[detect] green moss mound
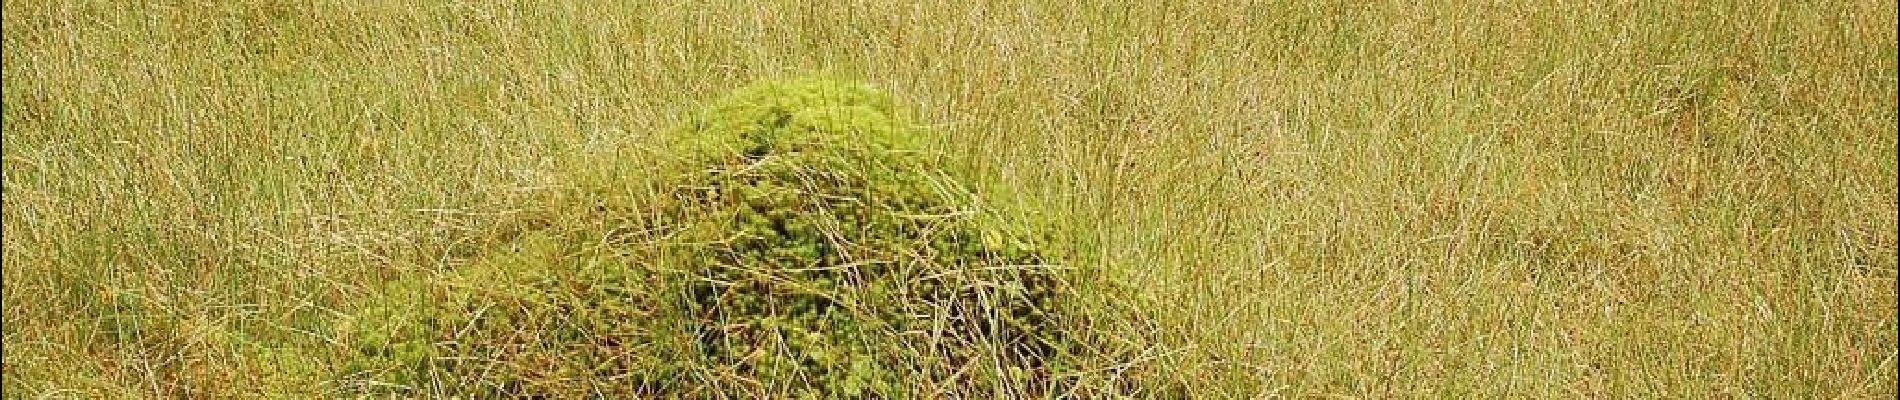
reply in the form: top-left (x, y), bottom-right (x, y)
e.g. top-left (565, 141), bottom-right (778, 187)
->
top-left (332, 79), bottom-right (1105, 397)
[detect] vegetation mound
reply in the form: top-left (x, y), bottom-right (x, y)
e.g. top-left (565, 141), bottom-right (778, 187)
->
top-left (334, 79), bottom-right (1102, 397)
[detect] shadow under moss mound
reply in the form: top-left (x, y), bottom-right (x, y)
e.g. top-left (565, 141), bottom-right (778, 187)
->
top-left (335, 79), bottom-right (1104, 397)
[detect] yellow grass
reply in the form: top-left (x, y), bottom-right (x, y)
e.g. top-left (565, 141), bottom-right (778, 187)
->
top-left (3, 0), bottom-right (1895, 397)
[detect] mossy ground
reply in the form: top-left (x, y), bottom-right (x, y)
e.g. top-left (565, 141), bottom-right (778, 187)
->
top-left (315, 79), bottom-right (1138, 397)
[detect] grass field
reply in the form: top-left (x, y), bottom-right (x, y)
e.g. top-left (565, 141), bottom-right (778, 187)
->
top-left (4, 0), bottom-right (1897, 397)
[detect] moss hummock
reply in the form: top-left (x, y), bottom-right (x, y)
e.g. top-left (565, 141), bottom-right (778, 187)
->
top-left (330, 79), bottom-right (1097, 397)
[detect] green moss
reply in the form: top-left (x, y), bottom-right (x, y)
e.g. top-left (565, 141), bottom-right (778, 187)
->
top-left (337, 232), bottom-right (689, 397)
top-left (330, 79), bottom-right (1099, 397)
top-left (676, 78), bottom-right (917, 166)
top-left (656, 80), bottom-right (1073, 397)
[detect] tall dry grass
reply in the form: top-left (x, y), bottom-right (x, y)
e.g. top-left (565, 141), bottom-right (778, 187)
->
top-left (4, 0), bottom-right (1895, 397)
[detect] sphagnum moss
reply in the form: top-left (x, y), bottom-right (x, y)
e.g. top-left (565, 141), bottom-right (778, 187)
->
top-left (331, 79), bottom-right (1112, 397)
